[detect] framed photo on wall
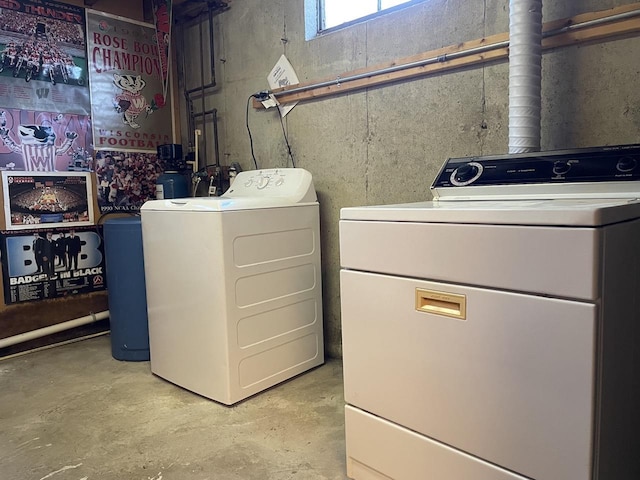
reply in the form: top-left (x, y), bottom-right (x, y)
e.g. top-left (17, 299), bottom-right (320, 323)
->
top-left (1, 171), bottom-right (94, 230)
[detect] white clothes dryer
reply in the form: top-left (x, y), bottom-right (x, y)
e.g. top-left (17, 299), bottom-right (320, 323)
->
top-left (340, 145), bottom-right (640, 480)
top-left (141, 168), bottom-right (324, 405)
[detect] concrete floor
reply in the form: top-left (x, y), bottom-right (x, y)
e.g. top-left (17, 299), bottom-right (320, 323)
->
top-left (0, 335), bottom-right (348, 480)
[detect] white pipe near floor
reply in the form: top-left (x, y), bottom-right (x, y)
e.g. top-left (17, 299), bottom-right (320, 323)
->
top-left (509, 0), bottom-right (543, 153)
top-left (0, 311), bottom-right (110, 349)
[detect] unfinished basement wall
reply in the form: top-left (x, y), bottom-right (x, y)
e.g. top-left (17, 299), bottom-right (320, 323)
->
top-left (183, 0), bottom-right (640, 358)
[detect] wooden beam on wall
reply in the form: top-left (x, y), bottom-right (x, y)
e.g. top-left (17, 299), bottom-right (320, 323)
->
top-left (254, 2), bottom-right (640, 108)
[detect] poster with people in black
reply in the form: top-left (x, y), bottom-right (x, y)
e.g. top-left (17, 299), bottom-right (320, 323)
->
top-left (0, 225), bottom-right (106, 304)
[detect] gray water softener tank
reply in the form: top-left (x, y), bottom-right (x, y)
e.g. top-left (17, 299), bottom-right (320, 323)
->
top-left (103, 216), bottom-right (150, 361)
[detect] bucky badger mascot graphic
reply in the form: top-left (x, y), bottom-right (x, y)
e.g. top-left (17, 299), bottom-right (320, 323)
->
top-left (0, 111), bottom-right (77, 171)
top-left (113, 73), bottom-right (153, 129)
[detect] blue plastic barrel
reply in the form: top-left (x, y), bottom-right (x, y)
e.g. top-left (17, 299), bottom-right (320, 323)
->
top-left (103, 217), bottom-right (150, 361)
top-left (156, 171), bottom-right (189, 199)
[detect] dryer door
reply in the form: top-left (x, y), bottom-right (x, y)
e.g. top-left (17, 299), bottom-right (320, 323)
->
top-left (341, 269), bottom-right (596, 480)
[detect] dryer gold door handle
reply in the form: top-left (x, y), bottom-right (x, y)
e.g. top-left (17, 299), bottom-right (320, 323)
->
top-left (415, 288), bottom-right (466, 320)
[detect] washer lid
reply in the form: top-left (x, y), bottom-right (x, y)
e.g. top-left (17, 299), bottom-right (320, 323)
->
top-left (340, 198), bottom-right (640, 226)
top-left (141, 196), bottom-right (315, 212)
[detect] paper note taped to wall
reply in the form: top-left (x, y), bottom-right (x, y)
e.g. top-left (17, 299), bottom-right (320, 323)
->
top-left (268, 54), bottom-right (299, 117)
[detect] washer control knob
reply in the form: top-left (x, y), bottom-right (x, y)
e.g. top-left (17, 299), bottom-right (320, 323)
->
top-left (275, 176), bottom-right (285, 186)
top-left (244, 178), bottom-right (254, 187)
top-left (450, 162), bottom-right (483, 186)
top-left (256, 174), bottom-right (269, 189)
top-left (455, 164), bottom-right (478, 182)
top-left (617, 156), bottom-right (637, 173)
top-left (553, 160), bottom-right (571, 176)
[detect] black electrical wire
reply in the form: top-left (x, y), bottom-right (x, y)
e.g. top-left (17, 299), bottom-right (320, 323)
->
top-left (246, 95), bottom-right (259, 170)
top-left (277, 105), bottom-right (296, 168)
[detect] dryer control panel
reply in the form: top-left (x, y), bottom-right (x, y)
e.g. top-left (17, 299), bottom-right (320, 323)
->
top-left (431, 144), bottom-right (640, 200)
top-left (433, 144), bottom-right (640, 188)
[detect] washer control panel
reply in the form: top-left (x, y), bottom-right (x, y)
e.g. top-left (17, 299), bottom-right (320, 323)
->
top-left (432, 144), bottom-right (640, 190)
top-left (222, 168), bottom-right (317, 203)
top-left (241, 170), bottom-right (287, 190)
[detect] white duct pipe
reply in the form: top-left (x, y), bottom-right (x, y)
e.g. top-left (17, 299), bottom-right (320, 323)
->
top-left (509, 0), bottom-right (543, 153)
top-left (0, 311), bottom-right (109, 350)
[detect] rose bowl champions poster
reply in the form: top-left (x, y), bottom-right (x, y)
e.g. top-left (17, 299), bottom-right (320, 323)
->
top-left (87, 10), bottom-right (172, 152)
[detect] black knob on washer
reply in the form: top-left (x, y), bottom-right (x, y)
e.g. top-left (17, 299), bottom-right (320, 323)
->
top-left (553, 161), bottom-right (571, 175)
top-left (454, 163), bottom-right (479, 183)
top-left (617, 156), bottom-right (637, 173)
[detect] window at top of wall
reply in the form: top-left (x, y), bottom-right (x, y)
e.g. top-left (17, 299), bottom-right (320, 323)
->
top-left (305, 0), bottom-right (424, 40)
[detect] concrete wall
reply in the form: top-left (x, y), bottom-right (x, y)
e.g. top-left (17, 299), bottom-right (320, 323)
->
top-left (179, 0), bottom-right (640, 358)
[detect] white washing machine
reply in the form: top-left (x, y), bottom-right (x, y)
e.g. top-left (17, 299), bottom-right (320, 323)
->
top-left (340, 146), bottom-right (640, 480)
top-left (140, 168), bottom-right (324, 405)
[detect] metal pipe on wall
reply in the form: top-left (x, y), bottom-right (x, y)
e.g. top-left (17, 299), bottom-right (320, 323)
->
top-left (179, 6), bottom-right (222, 171)
top-left (197, 18), bottom-right (208, 169)
top-left (0, 311), bottom-right (110, 349)
top-left (265, 41), bottom-right (510, 97)
top-left (264, 7), bottom-right (640, 103)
